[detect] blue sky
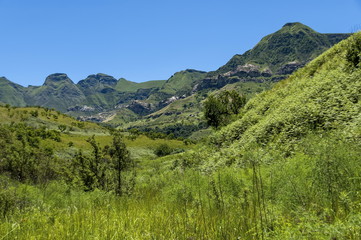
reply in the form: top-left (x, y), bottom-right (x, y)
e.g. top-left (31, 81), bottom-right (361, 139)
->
top-left (1, 0), bottom-right (360, 86)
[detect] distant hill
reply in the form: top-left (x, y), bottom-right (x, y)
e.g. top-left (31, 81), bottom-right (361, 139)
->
top-left (0, 77), bottom-right (27, 106)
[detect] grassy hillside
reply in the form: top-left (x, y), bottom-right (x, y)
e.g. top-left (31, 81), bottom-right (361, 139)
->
top-left (26, 74), bottom-right (86, 112)
top-left (208, 32), bottom-right (361, 156)
top-left (158, 69), bottom-right (207, 95)
top-left (115, 78), bottom-right (165, 92)
top-left (0, 77), bottom-right (27, 106)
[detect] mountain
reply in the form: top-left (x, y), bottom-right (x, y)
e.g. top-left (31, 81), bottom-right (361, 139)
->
top-left (197, 22), bottom-right (350, 91)
top-left (202, 31), bottom-right (361, 165)
top-left (76, 73), bottom-right (122, 110)
top-left (0, 77), bottom-right (27, 106)
top-left (115, 78), bottom-right (165, 93)
top-left (26, 73), bottom-right (86, 112)
top-left (159, 69), bottom-right (207, 96)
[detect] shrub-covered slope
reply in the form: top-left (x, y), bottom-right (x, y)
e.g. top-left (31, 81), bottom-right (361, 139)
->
top-left (206, 32), bottom-right (361, 161)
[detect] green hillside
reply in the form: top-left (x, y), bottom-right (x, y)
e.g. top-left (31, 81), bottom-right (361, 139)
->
top-left (159, 69), bottom-right (207, 95)
top-left (0, 77), bottom-right (27, 106)
top-left (208, 32), bottom-right (361, 155)
top-left (26, 73), bottom-right (86, 112)
top-left (115, 78), bottom-right (165, 92)
top-left (160, 32), bottom-right (361, 238)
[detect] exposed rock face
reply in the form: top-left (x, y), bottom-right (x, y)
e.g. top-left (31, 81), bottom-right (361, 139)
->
top-left (122, 100), bottom-right (154, 116)
top-left (195, 63), bottom-right (279, 91)
top-left (127, 100), bottom-right (153, 115)
top-left (44, 73), bottom-right (73, 85)
top-left (77, 112), bottom-right (115, 122)
top-left (222, 64), bottom-right (273, 78)
top-left (277, 62), bottom-right (305, 75)
top-left (194, 75), bottom-right (240, 91)
top-left (67, 105), bottom-right (97, 112)
top-left (77, 74), bottom-right (118, 89)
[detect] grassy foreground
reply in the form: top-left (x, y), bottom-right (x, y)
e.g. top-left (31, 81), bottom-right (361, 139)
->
top-left (2, 134), bottom-right (361, 239)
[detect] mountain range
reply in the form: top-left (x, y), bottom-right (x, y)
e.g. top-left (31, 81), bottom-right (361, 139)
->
top-left (0, 23), bottom-right (351, 131)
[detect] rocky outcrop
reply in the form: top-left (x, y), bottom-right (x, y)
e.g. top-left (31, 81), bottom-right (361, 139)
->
top-left (115, 100), bottom-right (154, 116)
top-left (77, 73), bottom-right (118, 90)
top-left (222, 64), bottom-right (274, 78)
top-left (77, 112), bottom-right (115, 122)
top-left (67, 105), bottom-right (98, 112)
top-left (277, 62), bottom-right (305, 75)
top-left (43, 73), bottom-right (74, 86)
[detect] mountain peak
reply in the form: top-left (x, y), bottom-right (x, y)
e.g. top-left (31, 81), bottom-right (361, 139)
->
top-left (78, 73), bottom-right (118, 88)
top-left (282, 22), bottom-right (304, 28)
top-left (44, 73), bottom-right (73, 86)
top-left (278, 22), bottom-right (316, 34)
top-left (209, 23), bottom-right (350, 78)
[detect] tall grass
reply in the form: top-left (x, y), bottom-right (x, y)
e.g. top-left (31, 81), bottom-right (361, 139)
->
top-left (2, 134), bottom-right (361, 239)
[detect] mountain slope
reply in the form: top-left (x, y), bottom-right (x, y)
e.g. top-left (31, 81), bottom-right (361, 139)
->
top-left (205, 32), bottom-right (361, 163)
top-left (0, 77), bottom-right (27, 106)
top-left (76, 73), bottom-right (121, 109)
top-left (115, 78), bottom-right (165, 93)
top-left (213, 22), bottom-right (349, 75)
top-left (159, 69), bottom-right (207, 96)
top-left (26, 73), bottom-right (86, 112)
top-left (198, 23), bottom-right (350, 91)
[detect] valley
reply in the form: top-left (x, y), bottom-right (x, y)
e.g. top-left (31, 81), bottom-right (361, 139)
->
top-left (1, 23), bottom-right (361, 239)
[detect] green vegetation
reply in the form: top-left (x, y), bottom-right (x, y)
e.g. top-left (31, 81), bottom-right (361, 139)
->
top-left (1, 27), bottom-right (360, 239)
top-left (0, 77), bottom-right (27, 107)
top-left (159, 69), bottom-right (207, 96)
top-left (115, 78), bottom-right (166, 93)
top-left (203, 90), bottom-right (246, 128)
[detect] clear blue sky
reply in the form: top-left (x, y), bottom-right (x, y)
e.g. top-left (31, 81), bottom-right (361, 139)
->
top-left (1, 0), bottom-right (360, 86)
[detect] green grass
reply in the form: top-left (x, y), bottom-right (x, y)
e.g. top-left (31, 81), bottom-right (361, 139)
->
top-left (2, 138), bottom-right (361, 240)
top-left (158, 69), bottom-right (207, 95)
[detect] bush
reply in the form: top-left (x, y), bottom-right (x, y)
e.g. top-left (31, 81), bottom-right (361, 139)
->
top-left (154, 144), bottom-right (174, 157)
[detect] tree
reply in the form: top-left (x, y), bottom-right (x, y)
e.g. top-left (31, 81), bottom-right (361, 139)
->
top-left (154, 143), bottom-right (173, 157)
top-left (203, 90), bottom-right (246, 128)
top-left (203, 95), bottom-right (226, 128)
top-left (58, 124), bottom-right (67, 133)
top-left (86, 135), bottom-right (106, 190)
top-left (109, 133), bottom-right (134, 196)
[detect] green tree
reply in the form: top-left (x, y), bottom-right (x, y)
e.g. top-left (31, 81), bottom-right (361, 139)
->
top-left (203, 90), bottom-right (246, 128)
top-left (58, 124), bottom-right (67, 133)
top-left (154, 143), bottom-right (173, 157)
top-left (109, 133), bottom-right (133, 196)
top-left (86, 135), bottom-right (107, 190)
